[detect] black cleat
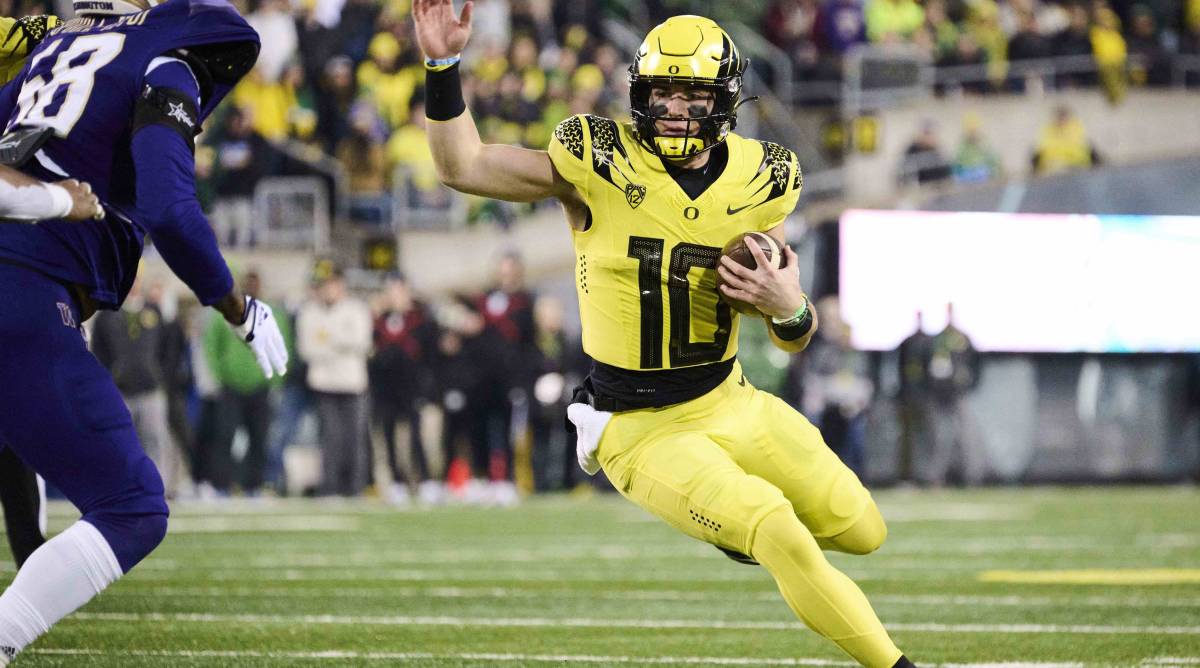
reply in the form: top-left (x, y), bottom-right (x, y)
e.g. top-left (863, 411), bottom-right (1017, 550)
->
top-left (716, 546), bottom-right (759, 566)
top-left (891, 656), bottom-right (917, 668)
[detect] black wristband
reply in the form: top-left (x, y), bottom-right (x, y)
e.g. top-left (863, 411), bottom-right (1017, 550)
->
top-left (425, 62), bottom-right (466, 121)
top-left (771, 308), bottom-right (814, 341)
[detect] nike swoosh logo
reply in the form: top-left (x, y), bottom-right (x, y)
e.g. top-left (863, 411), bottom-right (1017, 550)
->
top-left (738, 375), bottom-right (746, 386)
top-left (726, 203), bottom-right (754, 215)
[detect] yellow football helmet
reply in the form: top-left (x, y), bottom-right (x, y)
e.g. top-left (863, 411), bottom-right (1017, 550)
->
top-left (628, 15), bottom-right (748, 159)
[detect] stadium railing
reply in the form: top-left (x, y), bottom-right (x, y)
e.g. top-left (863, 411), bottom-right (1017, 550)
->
top-left (252, 176), bottom-right (331, 252)
top-left (389, 165), bottom-right (470, 231)
top-left (802, 49), bottom-right (1200, 112)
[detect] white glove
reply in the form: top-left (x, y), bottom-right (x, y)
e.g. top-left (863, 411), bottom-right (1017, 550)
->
top-left (235, 295), bottom-right (289, 379)
top-left (567, 402), bottom-right (613, 476)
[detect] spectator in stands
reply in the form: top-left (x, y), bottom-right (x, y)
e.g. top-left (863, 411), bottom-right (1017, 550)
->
top-left (527, 295), bottom-right (586, 493)
top-left (923, 0), bottom-right (961, 63)
top-left (154, 283), bottom-right (194, 499)
top-left (281, 62), bottom-right (319, 143)
top-left (1007, 10), bottom-right (1053, 91)
top-left (899, 119), bottom-right (952, 184)
top-left (232, 63), bottom-right (307, 142)
top-left (188, 307), bottom-right (225, 499)
top-left (1033, 105), bottom-right (1099, 174)
top-left (434, 298), bottom-right (488, 501)
top-left (357, 32), bottom-right (420, 131)
top-left (266, 287), bottom-right (317, 496)
top-left (210, 107), bottom-right (273, 248)
top-left (924, 303), bottom-right (984, 486)
top-left (315, 55), bottom-right (358, 153)
top-left (296, 0), bottom-right (347, 92)
top-left (338, 104), bottom-right (390, 226)
top-left (1126, 5), bottom-right (1172, 86)
top-left (508, 34), bottom-right (544, 101)
top-left (1052, 3), bottom-right (1096, 88)
top-left (965, 0), bottom-right (1010, 88)
top-left (204, 270), bottom-right (290, 496)
top-left (798, 296), bottom-right (874, 477)
top-left (370, 274), bottom-right (439, 506)
top-left (471, 252), bottom-right (535, 506)
top-left (246, 0), bottom-right (297, 83)
top-left (818, 0), bottom-right (868, 57)
top-left (865, 0), bottom-right (925, 44)
top-left (896, 311), bottom-right (933, 485)
top-left (337, 0), bottom-right (385, 63)
top-left (388, 99), bottom-right (450, 208)
top-left (952, 113), bottom-right (1002, 183)
top-left (763, 0), bottom-right (823, 78)
top-left (511, 0), bottom-right (558, 51)
top-left (1091, 5), bottom-right (1129, 103)
top-left (297, 263), bottom-right (374, 497)
top-left (492, 71), bottom-right (543, 146)
top-left (91, 273), bottom-right (182, 498)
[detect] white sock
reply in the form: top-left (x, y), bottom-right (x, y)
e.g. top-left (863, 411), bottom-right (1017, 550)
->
top-left (0, 521), bottom-right (122, 663)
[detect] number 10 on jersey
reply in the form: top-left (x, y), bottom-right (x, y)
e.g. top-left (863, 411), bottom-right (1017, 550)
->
top-left (628, 236), bottom-right (733, 370)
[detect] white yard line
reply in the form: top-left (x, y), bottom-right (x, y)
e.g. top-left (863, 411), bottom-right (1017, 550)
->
top-left (124, 559), bottom-right (1021, 573)
top-left (25, 648), bottom-right (1095, 667)
top-left (116, 567), bottom-right (943, 584)
top-left (26, 648), bottom-right (859, 665)
top-left (67, 611), bottom-right (1200, 635)
top-left (165, 516), bottom-right (360, 533)
top-left (115, 585), bottom-right (1200, 610)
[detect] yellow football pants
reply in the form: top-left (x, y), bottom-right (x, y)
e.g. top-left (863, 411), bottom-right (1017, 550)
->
top-left (596, 363), bottom-right (903, 667)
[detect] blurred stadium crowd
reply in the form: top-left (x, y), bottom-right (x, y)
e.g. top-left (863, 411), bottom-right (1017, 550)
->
top-left (85, 253), bottom-right (602, 505)
top-left (85, 252), bottom-right (999, 505)
top-left (763, 0), bottom-right (1200, 96)
top-left (182, 0), bottom-right (1200, 242)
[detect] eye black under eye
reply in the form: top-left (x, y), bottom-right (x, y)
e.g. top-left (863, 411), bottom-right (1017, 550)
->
top-left (687, 104), bottom-right (709, 117)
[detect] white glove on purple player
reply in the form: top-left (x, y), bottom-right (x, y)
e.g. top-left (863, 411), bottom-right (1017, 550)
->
top-left (567, 402), bottom-right (613, 476)
top-left (235, 295), bottom-right (288, 379)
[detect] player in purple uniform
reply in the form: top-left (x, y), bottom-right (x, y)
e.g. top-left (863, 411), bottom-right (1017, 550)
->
top-left (0, 0), bottom-right (286, 662)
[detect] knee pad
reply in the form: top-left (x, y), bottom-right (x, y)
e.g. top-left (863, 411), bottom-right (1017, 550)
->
top-left (82, 456), bottom-right (169, 573)
top-left (824, 503), bottom-right (888, 555)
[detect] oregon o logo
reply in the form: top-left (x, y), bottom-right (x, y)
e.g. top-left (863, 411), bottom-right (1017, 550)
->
top-left (668, 65), bottom-right (680, 74)
top-left (683, 206), bottom-right (699, 220)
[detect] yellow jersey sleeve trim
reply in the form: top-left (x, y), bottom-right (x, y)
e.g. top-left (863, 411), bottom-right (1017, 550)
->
top-left (548, 114), bottom-right (591, 199)
top-left (754, 143), bottom-right (803, 232)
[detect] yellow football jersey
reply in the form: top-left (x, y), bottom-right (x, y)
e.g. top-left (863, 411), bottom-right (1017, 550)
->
top-left (549, 114), bottom-right (803, 371)
top-left (0, 16), bottom-right (58, 84)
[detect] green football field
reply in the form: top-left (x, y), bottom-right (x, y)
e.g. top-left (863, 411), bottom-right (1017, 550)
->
top-left (5, 486), bottom-right (1199, 667)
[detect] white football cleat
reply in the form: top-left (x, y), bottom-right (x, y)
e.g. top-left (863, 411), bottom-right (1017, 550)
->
top-left (418, 480), bottom-right (444, 507)
top-left (385, 482), bottom-right (411, 508)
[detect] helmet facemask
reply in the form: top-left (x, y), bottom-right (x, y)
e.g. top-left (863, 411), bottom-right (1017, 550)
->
top-left (629, 72), bottom-right (743, 160)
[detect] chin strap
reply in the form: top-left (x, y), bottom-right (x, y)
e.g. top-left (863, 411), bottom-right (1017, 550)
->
top-left (732, 96), bottom-right (760, 112)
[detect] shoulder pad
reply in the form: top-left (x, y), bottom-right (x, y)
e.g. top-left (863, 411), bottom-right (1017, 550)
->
top-left (553, 116), bottom-right (584, 160)
top-left (757, 141), bottom-right (801, 201)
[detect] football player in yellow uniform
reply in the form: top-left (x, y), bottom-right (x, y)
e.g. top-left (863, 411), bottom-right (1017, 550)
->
top-left (413, 1), bottom-right (916, 665)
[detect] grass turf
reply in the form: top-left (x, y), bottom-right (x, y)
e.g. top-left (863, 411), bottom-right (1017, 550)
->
top-left (4, 486), bottom-right (1198, 667)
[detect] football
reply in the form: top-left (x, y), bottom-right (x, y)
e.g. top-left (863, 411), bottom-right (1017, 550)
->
top-left (716, 231), bottom-right (786, 314)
